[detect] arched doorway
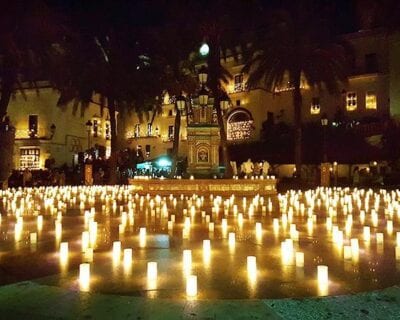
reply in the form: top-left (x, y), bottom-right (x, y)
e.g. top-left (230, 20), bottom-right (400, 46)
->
top-left (226, 108), bottom-right (254, 141)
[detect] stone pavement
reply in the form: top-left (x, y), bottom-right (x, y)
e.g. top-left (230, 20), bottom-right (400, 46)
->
top-left (0, 281), bottom-right (399, 319)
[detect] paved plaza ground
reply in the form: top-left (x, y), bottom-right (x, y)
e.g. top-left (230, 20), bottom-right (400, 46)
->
top-left (0, 280), bottom-right (399, 319)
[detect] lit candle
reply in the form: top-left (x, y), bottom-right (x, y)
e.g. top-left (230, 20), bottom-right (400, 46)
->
top-left (247, 256), bottom-right (257, 276)
top-left (82, 231), bottom-right (89, 252)
top-left (255, 222), bottom-right (262, 236)
top-left (30, 232), bottom-right (37, 244)
top-left (123, 248), bottom-right (132, 267)
top-left (203, 240), bottom-right (211, 255)
top-left (79, 263), bottom-right (90, 291)
top-left (147, 261), bottom-right (157, 280)
top-left (186, 275), bottom-right (197, 297)
top-left (295, 252), bottom-right (304, 267)
top-left (228, 232), bottom-right (235, 248)
top-left (59, 242), bottom-right (69, 263)
top-left (363, 226), bottom-right (370, 242)
top-left (113, 241), bottom-right (121, 261)
top-left (343, 245), bottom-right (352, 259)
top-left (139, 227), bottom-right (146, 247)
top-left (317, 265), bottom-right (328, 285)
top-left (37, 215), bottom-right (43, 231)
top-left (351, 238), bottom-right (359, 257)
top-left (376, 233), bottom-right (384, 245)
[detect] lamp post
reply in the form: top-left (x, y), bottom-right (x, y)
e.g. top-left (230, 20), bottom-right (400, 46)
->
top-left (320, 114), bottom-right (330, 187)
top-left (86, 120), bottom-right (93, 149)
top-left (321, 114), bottom-right (328, 163)
top-left (219, 92), bottom-right (230, 114)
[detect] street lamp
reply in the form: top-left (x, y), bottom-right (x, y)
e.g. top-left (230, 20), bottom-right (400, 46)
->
top-left (176, 95), bottom-right (186, 113)
top-left (198, 66), bottom-right (208, 85)
top-left (219, 92), bottom-right (230, 113)
top-left (321, 114), bottom-right (328, 163)
top-left (86, 120), bottom-right (93, 149)
top-left (198, 87), bottom-right (209, 106)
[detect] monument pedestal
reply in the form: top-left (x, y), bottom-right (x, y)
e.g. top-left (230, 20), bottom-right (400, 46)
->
top-left (187, 125), bottom-right (220, 177)
top-left (320, 162), bottom-right (331, 187)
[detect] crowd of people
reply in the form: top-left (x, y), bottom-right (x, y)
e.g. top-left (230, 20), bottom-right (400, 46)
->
top-left (231, 159), bottom-right (272, 178)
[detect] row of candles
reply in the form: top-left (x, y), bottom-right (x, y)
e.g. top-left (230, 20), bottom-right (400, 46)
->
top-left (1, 186), bottom-right (400, 298)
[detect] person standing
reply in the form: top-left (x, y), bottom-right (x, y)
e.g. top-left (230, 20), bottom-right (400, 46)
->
top-left (262, 160), bottom-right (270, 178)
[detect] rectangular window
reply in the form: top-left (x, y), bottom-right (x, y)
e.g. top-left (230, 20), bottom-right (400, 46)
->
top-left (105, 121), bottom-right (111, 140)
top-left (93, 119), bottom-right (99, 137)
top-left (168, 125), bottom-right (174, 139)
top-left (20, 147), bottom-right (40, 169)
top-left (147, 123), bottom-right (152, 136)
top-left (234, 74), bottom-right (244, 92)
top-left (134, 124), bottom-right (140, 138)
top-left (145, 144), bottom-right (151, 157)
top-left (346, 92), bottom-right (357, 111)
top-left (366, 91), bottom-right (377, 110)
top-left (29, 115), bottom-right (38, 137)
top-left (310, 97), bottom-right (321, 115)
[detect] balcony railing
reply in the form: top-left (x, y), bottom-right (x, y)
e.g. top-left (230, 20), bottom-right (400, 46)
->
top-left (15, 128), bottom-right (50, 139)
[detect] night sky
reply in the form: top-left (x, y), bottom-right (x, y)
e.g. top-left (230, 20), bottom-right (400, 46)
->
top-left (44, 0), bottom-right (359, 35)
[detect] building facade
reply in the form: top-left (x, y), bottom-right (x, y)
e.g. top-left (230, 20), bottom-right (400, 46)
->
top-left (7, 84), bottom-right (111, 170)
top-left (6, 29), bottom-right (400, 170)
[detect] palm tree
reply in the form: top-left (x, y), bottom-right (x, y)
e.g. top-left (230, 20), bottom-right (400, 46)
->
top-left (243, 1), bottom-right (349, 179)
top-left (164, 0), bottom-right (259, 178)
top-left (0, 2), bottom-right (63, 187)
top-left (149, 25), bottom-right (199, 177)
top-left (52, 24), bottom-right (160, 183)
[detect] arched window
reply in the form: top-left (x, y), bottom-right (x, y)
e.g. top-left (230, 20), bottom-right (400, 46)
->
top-left (227, 108), bottom-right (254, 141)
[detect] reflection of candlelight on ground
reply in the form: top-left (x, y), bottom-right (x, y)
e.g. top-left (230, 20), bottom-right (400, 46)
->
top-left (183, 250), bottom-right (192, 275)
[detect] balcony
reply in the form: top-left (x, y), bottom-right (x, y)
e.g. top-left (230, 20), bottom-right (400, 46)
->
top-left (15, 128), bottom-right (52, 140)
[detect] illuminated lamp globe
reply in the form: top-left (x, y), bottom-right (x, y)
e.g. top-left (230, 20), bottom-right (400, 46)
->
top-left (219, 93), bottom-right (230, 111)
top-left (198, 65), bottom-right (208, 84)
top-left (176, 95), bottom-right (186, 112)
top-left (198, 87), bottom-right (209, 106)
top-left (199, 43), bottom-right (209, 57)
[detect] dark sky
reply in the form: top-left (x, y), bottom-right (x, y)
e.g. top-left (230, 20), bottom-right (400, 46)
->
top-left (45, 0), bottom-right (358, 34)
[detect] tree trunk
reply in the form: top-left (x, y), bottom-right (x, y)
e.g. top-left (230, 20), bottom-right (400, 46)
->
top-left (293, 73), bottom-right (303, 180)
top-left (0, 126), bottom-right (15, 189)
top-left (0, 79), bottom-right (14, 121)
top-left (208, 40), bottom-right (232, 178)
top-left (170, 107), bottom-right (181, 177)
top-left (108, 98), bottom-right (118, 184)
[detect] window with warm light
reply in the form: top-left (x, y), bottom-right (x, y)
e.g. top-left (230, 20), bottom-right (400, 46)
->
top-left (93, 119), bottom-right (99, 137)
top-left (147, 123), bottom-right (152, 136)
top-left (28, 115), bottom-right (38, 137)
top-left (234, 74), bottom-right (244, 92)
top-left (105, 121), bottom-right (111, 140)
top-left (346, 92), bottom-right (357, 111)
top-left (168, 125), bottom-right (174, 140)
top-left (365, 91), bottom-right (377, 110)
top-left (134, 124), bottom-right (140, 138)
top-left (310, 97), bottom-right (321, 115)
top-left (20, 147), bottom-right (40, 169)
